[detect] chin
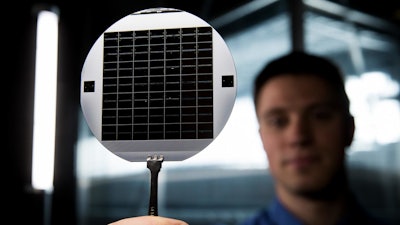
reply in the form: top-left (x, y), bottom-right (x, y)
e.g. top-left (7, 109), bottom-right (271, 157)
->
top-left (291, 181), bottom-right (340, 200)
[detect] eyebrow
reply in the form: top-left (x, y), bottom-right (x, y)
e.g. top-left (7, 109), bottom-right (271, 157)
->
top-left (261, 108), bottom-right (285, 119)
top-left (260, 101), bottom-right (341, 119)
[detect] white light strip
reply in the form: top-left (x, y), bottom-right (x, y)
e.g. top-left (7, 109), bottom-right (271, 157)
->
top-left (32, 9), bottom-right (59, 191)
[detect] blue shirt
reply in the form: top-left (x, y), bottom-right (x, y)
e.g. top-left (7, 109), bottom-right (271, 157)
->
top-left (239, 196), bottom-right (387, 225)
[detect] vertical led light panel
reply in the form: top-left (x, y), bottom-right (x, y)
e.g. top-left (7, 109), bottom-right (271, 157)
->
top-left (31, 9), bottom-right (59, 191)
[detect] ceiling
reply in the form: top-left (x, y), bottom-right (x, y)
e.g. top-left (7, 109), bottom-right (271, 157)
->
top-left (25, 0), bottom-right (400, 25)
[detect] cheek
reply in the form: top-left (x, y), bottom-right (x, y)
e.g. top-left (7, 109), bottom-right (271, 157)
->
top-left (260, 128), bottom-right (283, 150)
top-left (317, 123), bottom-right (348, 150)
top-left (260, 130), bottom-right (282, 166)
top-left (315, 126), bottom-right (347, 166)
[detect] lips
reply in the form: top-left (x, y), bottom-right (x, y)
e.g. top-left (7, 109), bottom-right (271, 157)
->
top-left (284, 155), bottom-right (319, 169)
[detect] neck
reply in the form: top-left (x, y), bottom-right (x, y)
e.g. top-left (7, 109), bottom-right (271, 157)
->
top-left (276, 169), bottom-right (350, 225)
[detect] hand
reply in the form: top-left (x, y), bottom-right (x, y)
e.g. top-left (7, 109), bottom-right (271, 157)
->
top-left (108, 216), bottom-right (189, 225)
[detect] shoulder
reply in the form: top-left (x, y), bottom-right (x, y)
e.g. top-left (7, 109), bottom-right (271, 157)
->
top-left (342, 194), bottom-right (390, 225)
top-left (238, 197), bottom-right (303, 225)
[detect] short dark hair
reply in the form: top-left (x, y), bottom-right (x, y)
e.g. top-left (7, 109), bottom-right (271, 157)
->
top-left (253, 51), bottom-right (351, 115)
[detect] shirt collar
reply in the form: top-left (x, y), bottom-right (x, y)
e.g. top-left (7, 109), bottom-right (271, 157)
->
top-left (269, 197), bottom-right (304, 225)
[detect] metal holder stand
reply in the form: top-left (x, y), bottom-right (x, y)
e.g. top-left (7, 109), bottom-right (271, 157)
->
top-left (146, 155), bottom-right (164, 216)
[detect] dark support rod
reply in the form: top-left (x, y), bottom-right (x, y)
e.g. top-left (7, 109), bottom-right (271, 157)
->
top-left (146, 155), bottom-right (164, 216)
top-left (288, 0), bottom-right (305, 51)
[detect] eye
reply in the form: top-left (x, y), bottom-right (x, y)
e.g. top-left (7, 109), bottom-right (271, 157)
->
top-left (311, 108), bottom-right (334, 120)
top-left (266, 116), bottom-right (287, 128)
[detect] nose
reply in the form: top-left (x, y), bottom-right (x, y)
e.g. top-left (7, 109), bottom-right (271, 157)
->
top-left (287, 116), bottom-right (313, 147)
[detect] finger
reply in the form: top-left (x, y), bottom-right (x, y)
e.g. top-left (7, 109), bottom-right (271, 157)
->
top-left (108, 215), bottom-right (189, 225)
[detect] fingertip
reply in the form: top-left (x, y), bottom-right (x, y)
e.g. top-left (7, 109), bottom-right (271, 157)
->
top-left (108, 216), bottom-right (188, 225)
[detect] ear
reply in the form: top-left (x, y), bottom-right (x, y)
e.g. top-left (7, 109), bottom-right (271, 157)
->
top-left (345, 115), bottom-right (355, 147)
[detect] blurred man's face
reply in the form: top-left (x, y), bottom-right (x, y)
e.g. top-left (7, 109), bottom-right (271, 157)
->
top-left (256, 74), bottom-right (354, 196)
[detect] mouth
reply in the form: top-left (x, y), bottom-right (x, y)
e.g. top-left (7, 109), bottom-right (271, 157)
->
top-left (284, 155), bottom-right (319, 169)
